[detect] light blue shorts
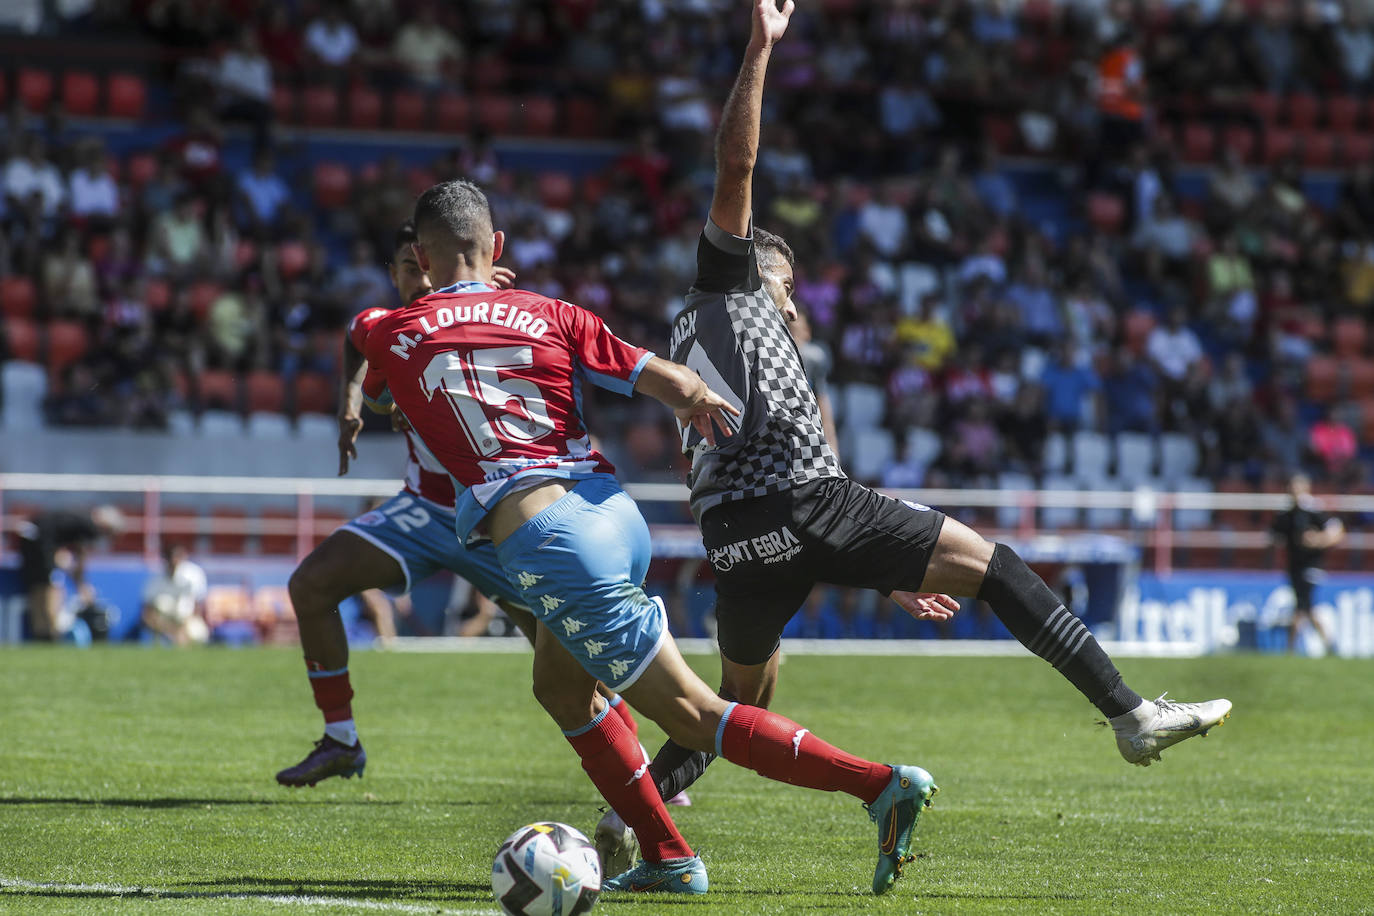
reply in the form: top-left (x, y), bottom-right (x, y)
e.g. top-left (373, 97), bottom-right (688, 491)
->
top-left (341, 492), bottom-right (524, 605)
top-left (495, 475), bottom-right (668, 692)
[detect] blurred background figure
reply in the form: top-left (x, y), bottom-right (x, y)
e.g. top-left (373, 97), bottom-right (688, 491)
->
top-left (16, 505), bottom-right (124, 641)
top-left (1271, 474), bottom-right (1345, 655)
top-left (140, 542), bottom-right (209, 646)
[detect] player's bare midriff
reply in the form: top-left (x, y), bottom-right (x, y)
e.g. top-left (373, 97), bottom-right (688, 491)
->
top-left (487, 479), bottom-right (577, 545)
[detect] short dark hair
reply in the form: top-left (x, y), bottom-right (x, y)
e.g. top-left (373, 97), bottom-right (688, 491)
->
top-left (413, 179), bottom-right (493, 262)
top-left (754, 227), bottom-right (794, 272)
top-left (392, 220), bottom-right (418, 260)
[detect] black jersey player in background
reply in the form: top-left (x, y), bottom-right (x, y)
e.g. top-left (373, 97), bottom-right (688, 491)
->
top-left (1271, 473), bottom-right (1344, 654)
top-left (642, 0), bottom-right (1234, 816)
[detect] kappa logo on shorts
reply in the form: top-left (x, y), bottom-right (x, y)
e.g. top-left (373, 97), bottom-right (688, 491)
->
top-left (707, 526), bottom-right (803, 572)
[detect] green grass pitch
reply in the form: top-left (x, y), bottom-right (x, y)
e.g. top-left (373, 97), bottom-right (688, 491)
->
top-left (1, 647), bottom-right (1370, 915)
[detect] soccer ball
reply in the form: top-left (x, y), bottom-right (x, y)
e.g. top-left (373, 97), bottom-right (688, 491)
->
top-left (491, 821), bottom-right (602, 916)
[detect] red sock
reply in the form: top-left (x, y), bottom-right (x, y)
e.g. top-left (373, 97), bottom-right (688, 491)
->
top-left (565, 707), bottom-right (693, 862)
top-left (306, 662), bottom-right (353, 723)
top-left (719, 704), bottom-right (892, 805)
top-left (607, 695), bottom-right (638, 737)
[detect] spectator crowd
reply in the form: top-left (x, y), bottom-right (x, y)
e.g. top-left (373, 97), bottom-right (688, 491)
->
top-left (5, 0), bottom-right (1374, 496)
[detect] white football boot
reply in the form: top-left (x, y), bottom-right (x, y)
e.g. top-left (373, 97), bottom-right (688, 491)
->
top-left (594, 809), bottom-right (638, 881)
top-left (1109, 694), bottom-right (1233, 766)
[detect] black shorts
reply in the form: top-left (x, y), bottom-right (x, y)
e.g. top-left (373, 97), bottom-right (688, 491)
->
top-left (17, 538), bottom-right (56, 590)
top-left (1290, 567), bottom-right (1320, 611)
top-left (700, 477), bottom-right (946, 665)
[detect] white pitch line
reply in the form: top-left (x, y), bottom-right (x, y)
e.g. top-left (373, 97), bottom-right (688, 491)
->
top-left (0, 877), bottom-right (498, 914)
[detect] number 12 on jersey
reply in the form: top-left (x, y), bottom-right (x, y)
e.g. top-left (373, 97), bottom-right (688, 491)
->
top-left (420, 346), bottom-right (554, 457)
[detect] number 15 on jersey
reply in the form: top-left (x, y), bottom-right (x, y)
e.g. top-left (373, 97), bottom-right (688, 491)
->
top-left (420, 346), bottom-right (555, 457)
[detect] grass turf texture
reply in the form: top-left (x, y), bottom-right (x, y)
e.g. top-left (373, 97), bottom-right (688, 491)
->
top-left (0, 648), bottom-right (1369, 915)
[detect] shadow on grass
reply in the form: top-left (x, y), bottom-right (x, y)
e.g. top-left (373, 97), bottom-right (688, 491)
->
top-left (0, 796), bottom-right (400, 808)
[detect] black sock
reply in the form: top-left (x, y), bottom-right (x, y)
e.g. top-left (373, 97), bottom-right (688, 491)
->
top-left (977, 543), bottom-right (1142, 717)
top-left (649, 740), bottom-right (716, 802)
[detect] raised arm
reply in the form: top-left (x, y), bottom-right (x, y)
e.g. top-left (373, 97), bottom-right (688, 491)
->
top-left (708, 0), bottom-right (794, 238)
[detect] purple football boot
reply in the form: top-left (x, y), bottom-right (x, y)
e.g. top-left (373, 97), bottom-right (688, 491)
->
top-left (276, 736), bottom-right (366, 787)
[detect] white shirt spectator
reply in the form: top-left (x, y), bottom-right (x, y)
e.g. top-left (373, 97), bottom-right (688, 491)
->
top-left (142, 558), bottom-right (207, 624)
top-left (1146, 323), bottom-right (1204, 380)
top-left (857, 199), bottom-right (909, 258)
top-left (393, 22), bottom-right (463, 85)
top-left (68, 166), bottom-right (119, 218)
top-left (218, 49), bottom-right (272, 103)
top-left (3, 156), bottom-right (66, 217)
top-left (305, 17), bottom-right (360, 67)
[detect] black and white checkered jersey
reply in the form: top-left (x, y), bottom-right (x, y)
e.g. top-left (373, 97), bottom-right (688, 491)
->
top-left (669, 220), bottom-right (843, 522)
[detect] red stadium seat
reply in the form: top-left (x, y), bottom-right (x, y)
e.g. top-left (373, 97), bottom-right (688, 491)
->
top-left (0, 72), bottom-right (7, 106)
top-left (301, 86), bottom-right (340, 127)
top-left (564, 98), bottom-right (603, 138)
top-left (392, 90), bottom-right (427, 130)
top-left (209, 506), bottom-right (250, 555)
top-left (272, 85), bottom-right (295, 123)
top-left (1181, 122), bottom-right (1214, 162)
top-left (1359, 398), bottom-right (1374, 446)
top-left (474, 95), bottom-right (515, 134)
top-left (17, 69), bottom-right (53, 112)
top-left (1086, 191), bottom-right (1125, 234)
top-left (982, 115), bottom-right (1018, 155)
top-left (313, 161), bottom-right (352, 209)
top-left (86, 233), bottom-right (111, 263)
top-left (144, 277), bottom-right (171, 312)
top-left (1302, 132), bottom-right (1336, 169)
top-left (1249, 91), bottom-right (1281, 125)
top-left (4, 316), bottom-right (40, 361)
top-left (125, 152), bottom-right (157, 187)
top-left (520, 96), bottom-right (558, 136)
top-left (1264, 127), bottom-right (1297, 164)
top-left (245, 370), bottom-right (286, 413)
top-left (1341, 133), bottom-right (1374, 169)
top-left (406, 167), bottom-right (437, 198)
top-left (1348, 358), bottom-right (1374, 398)
top-left (1287, 93), bottom-right (1320, 130)
top-left (258, 508), bottom-right (299, 555)
top-left (234, 239), bottom-right (258, 271)
top-left (161, 508), bottom-right (205, 554)
top-left (61, 71), bottom-right (99, 116)
top-left (1123, 310), bottom-right (1156, 354)
top-left (537, 171), bottom-right (575, 210)
top-left (47, 321), bottom-right (89, 370)
top-left (1, 275), bottom-right (37, 318)
top-left (188, 280), bottom-right (221, 320)
top-left (434, 93), bottom-right (470, 132)
top-left (1221, 125), bottom-right (1256, 163)
top-left (277, 241), bottom-right (309, 280)
top-left (469, 53), bottom-right (510, 92)
top-left (1306, 355), bottom-right (1340, 402)
top-left (197, 370), bottom-right (239, 411)
top-left (1332, 316), bottom-right (1368, 358)
top-left (348, 85), bottom-right (382, 129)
top-left (1328, 96), bottom-right (1360, 132)
top-left (106, 73), bottom-right (146, 119)
top-left (293, 372), bottom-right (335, 414)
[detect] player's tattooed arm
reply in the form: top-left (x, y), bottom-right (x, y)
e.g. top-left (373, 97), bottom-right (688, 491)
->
top-left (634, 356), bottom-right (741, 448)
top-left (338, 336), bottom-right (368, 476)
top-left (709, 0), bottom-right (794, 239)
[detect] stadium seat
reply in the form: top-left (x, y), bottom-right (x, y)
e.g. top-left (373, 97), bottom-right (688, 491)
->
top-left (1328, 95), bottom-right (1360, 132)
top-left (1122, 309), bottom-right (1156, 354)
top-left (391, 90), bottom-right (427, 130)
top-left (1083, 481), bottom-right (1127, 530)
top-left (1039, 474), bottom-right (1081, 529)
top-left (61, 71), bottom-right (99, 116)
top-left (187, 280), bottom-right (221, 320)
top-left (17, 69), bottom-right (53, 111)
top-left (1, 275), bottom-right (37, 318)
top-left (1115, 432), bottom-right (1155, 483)
top-left (293, 371), bottom-right (335, 414)
top-left (1159, 433), bottom-right (1200, 482)
top-left (198, 408), bottom-right (243, 436)
top-left (0, 71), bottom-right (6, 106)
top-left (245, 371), bottom-right (286, 413)
top-left (166, 409), bottom-right (195, 436)
top-left (434, 93), bottom-right (470, 132)
top-left (841, 383), bottom-right (885, 429)
top-left (277, 241), bottom-right (309, 280)
top-left (46, 321), bottom-right (89, 370)
top-left (1341, 133), bottom-right (1374, 169)
top-left (1302, 132), bottom-right (1336, 169)
top-left (161, 507), bottom-right (206, 554)
top-left (520, 95), bottom-right (558, 135)
top-left (537, 171), bottom-right (575, 209)
top-left (125, 152), bottom-right (157, 187)
top-left (1, 361), bottom-right (47, 430)
top-left (1288, 93), bottom-right (1320, 130)
top-left (234, 239), bottom-right (258, 271)
top-left (1248, 91), bottom-right (1281, 125)
top-left (564, 97), bottom-right (603, 138)
top-left (995, 472), bottom-right (1035, 528)
top-left (313, 161), bottom-right (352, 209)
top-left (474, 95), bottom-right (515, 134)
top-left (1221, 125), bottom-right (1256, 163)
top-left (209, 506), bottom-right (250, 554)
top-left (144, 277), bottom-right (171, 312)
top-left (197, 371), bottom-right (240, 412)
top-left (1332, 316), bottom-right (1368, 358)
top-left (904, 427), bottom-right (942, 469)
top-left (1263, 127), bottom-right (1297, 164)
top-left (4, 317), bottom-right (40, 361)
top-left (1086, 192), bottom-right (1125, 234)
top-left (1347, 357), bottom-right (1374, 398)
top-left (406, 167), bottom-right (437, 198)
top-left (1041, 431), bottom-right (1067, 474)
top-left (295, 412), bottom-right (337, 439)
top-left (248, 411), bottom-right (292, 438)
top-left (301, 85), bottom-right (340, 127)
top-left (1172, 477), bottom-right (1214, 531)
top-left (1071, 431), bottom-right (1111, 483)
top-left (981, 115), bottom-right (1018, 154)
top-left (272, 85), bottom-right (295, 122)
top-left (846, 428), bottom-right (895, 483)
top-left (1358, 398), bottom-right (1374, 446)
top-left (1181, 122), bottom-right (1214, 162)
top-left (258, 508), bottom-right (299, 555)
top-left (1305, 355), bottom-right (1340, 402)
top-left (106, 73), bottom-right (146, 119)
top-left (348, 86), bottom-right (382, 129)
